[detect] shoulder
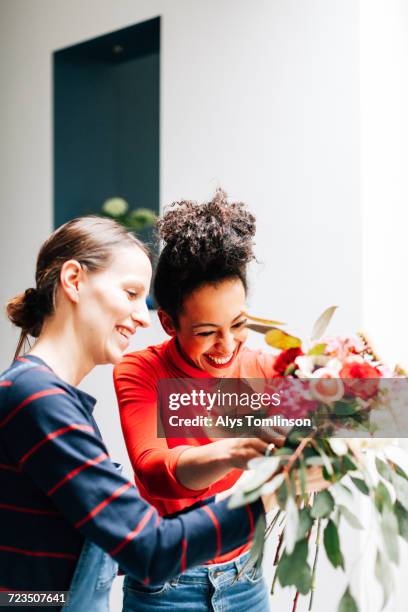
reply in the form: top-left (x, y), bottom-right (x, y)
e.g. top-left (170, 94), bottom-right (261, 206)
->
top-left (0, 360), bottom-right (90, 428)
top-left (2, 360), bottom-right (72, 402)
top-left (114, 341), bottom-right (170, 381)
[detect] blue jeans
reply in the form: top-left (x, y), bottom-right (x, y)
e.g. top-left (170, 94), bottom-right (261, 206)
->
top-left (63, 538), bottom-right (118, 611)
top-left (63, 464), bottom-right (122, 611)
top-left (122, 550), bottom-right (270, 612)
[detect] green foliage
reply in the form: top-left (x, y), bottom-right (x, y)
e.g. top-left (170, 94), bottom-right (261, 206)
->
top-left (375, 549), bottom-right (393, 608)
top-left (375, 481), bottom-right (393, 513)
top-left (323, 520), bottom-right (344, 570)
top-left (381, 506), bottom-right (399, 564)
top-left (350, 476), bottom-right (369, 495)
top-left (296, 507), bottom-right (313, 541)
top-left (394, 500), bottom-right (408, 541)
top-left (311, 490), bottom-right (335, 519)
top-left (333, 401), bottom-right (359, 416)
top-left (277, 540), bottom-right (312, 594)
top-left (338, 587), bottom-right (359, 612)
top-left (375, 457), bottom-right (393, 482)
top-left (392, 472), bottom-right (408, 511)
top-left (338, 505), bottom-right (363, 530)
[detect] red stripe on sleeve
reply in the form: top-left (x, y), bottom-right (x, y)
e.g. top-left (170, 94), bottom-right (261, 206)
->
top-left (109, 507), bottom-right (155, 557)
top-left (0, 463), bottom-right (20, 473)
top-left (48, 452), bottom-right (109, 495)
top-left (19, 424), bottom-right (94, 466)
top-left (0, 381), bottom-right (12, 387)
top-left (245, 504), bottom-right (255, 540)
top-left (0, 502), bottom-right (59, 516)
top-left (75, 482), bottom-right (133, 529)
top-left (181, 537), bottom-right (187, 572)
top-left (0, 389), bottom-right (66, 428)
top-left (0, 544), bottom-right (77, 560)
top-left (202, 506), bottom-right (222, 557)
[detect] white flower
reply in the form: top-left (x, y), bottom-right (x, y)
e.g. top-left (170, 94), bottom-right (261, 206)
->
top-left (294, 356), bottom-right (316, 378)
top-left (102, 197), bottom-right (128, 217)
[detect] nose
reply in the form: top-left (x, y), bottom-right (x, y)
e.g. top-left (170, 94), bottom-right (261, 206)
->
top-left (131, 300), bottom-right (151, 328)
top-left (216, 331), bottom-right (236, 354)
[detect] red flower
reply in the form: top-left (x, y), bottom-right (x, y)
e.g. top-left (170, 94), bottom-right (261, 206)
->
top-left (339, 360), bottom-right (381, 400)
top-left (273, 347), bottom-right (303, 375)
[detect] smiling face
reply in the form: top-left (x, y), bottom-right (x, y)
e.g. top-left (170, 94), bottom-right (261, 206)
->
top-left (77, 245), bottom-right (152, 366)
top-left (159, 277), bottom-right (248, 376)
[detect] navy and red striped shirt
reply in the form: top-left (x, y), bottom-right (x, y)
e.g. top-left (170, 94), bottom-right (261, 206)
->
top-left (0, 355), bottom-right (262, 597)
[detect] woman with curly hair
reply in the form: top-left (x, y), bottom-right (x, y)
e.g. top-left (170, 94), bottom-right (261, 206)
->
top-left (114, 190), bottom-right (326, 612)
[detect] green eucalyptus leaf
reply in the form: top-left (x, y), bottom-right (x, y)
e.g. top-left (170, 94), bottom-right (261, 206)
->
top-left (375, 481), bottom-right (393, 513)
top-left (381, 506), bottom-right (399, 564)
top-left (324, 519), bottom-right (344, 570)
top-left (375, 457), bottom-right (393, 482)
top-left (276, 540), bottom-right (312, 594)
top-left (248, 513), bottom-right (267, 569)
top-left (338, 505), bottom-right (363, 530)
top-left (299, 455), bottom-right (307, 501)
top-left (311, 490), bottom-right (335, 519)
top-left (375, 549), bottom-right (393, 608)
top-left (260, 473), bottom-right (286, 497)
top-left (392, 472), bottom-right (408, 511)
top-left (394, 500), bottom-right (408, 541)
top-left (276, 480), bottom-right (288, 510)
top-left (350, 477), bottom-right (369, 496)
top-left (242, 457), bottom-right (281, 493)
top-left (228, 486), bottom-right (263, 509)
top-left (333, 401), bottom-right (358, 416)
top-left (338, 587), bottom-right (359, 612)
top-left (331, 483), bottom-right (354, 506)
top-left (296, 507), bottom-right (313, 541)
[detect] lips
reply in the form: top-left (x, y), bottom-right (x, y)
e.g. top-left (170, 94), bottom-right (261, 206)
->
top-left (116, 325), bottom-right (134, 341)
top-left (204, 347), bottom-right (238, 369)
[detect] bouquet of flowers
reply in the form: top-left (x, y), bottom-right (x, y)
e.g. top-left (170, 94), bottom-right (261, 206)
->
top-left (229, 307), bottom-right (408, 612)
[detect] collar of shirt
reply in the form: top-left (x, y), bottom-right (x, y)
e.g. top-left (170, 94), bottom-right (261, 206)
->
top-left (21, 354), bottom-right (97, 414)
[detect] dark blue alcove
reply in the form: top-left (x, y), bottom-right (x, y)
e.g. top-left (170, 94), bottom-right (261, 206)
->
top-left (53, 17), bottom-right (160, 231)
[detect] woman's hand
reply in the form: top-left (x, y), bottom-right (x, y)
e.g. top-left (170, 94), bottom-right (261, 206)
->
top-left (214, 437), bottom-right (270, 470)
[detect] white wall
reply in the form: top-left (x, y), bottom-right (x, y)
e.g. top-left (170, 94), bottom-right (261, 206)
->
top-left (1, 0), bottom-right (399, 610)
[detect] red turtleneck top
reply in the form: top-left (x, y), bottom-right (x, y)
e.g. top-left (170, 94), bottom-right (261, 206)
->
top-left (114, 338), bottom-right (276, 564)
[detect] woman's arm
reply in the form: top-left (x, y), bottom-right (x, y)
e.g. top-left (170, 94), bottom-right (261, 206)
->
top-left (2, 368), bottom-right (264, 584)
top-left (114, 354), bottom-right (270, 495)
top-left (175, 437), bottom-right (268, 490)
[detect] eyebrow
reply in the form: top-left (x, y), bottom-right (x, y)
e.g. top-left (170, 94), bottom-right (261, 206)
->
top-left (191, 313), bottom-right (247, 330)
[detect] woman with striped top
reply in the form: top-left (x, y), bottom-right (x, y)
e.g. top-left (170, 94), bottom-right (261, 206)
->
top-left (0, 216), bottom-right (272, 611)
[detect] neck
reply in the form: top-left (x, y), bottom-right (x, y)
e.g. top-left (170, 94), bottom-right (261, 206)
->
top-left (29, 316), bottom-right (94, 386)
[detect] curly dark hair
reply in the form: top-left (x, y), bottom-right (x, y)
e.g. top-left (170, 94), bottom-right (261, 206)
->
top-left (154, 189), bottom-right (256, 322)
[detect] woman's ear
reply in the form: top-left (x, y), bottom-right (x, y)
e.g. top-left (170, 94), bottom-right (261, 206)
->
top-left (59, 260), bottom-right (84, 304)
top-left (158, 308), bottom-right (177, 337)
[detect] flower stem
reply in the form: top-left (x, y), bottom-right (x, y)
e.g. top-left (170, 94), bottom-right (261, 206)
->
top-left (283, 436), bottom-right (310, 476)
top-left (271, 529), bottom-right (285, 595)
top-left (308, 519), bottom-right (321, 611)
top-left (292, 589), bottom-right (300, 612)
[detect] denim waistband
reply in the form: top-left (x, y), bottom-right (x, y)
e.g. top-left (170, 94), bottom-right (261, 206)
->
top-left (177, 550), bottom-right (252, 578)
